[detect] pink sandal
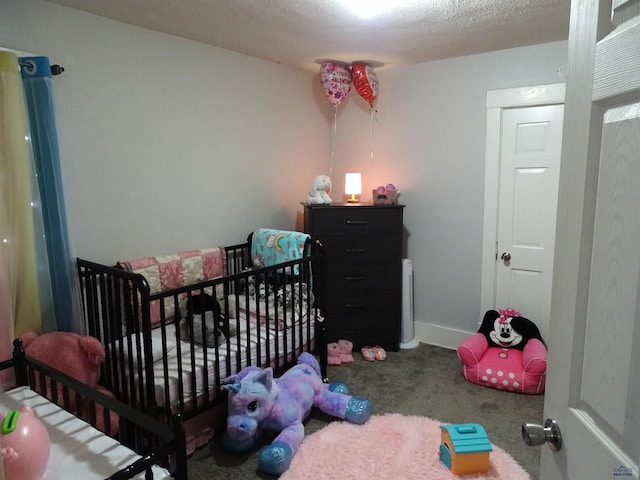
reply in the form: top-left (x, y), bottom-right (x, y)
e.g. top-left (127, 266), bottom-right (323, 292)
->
top-left (372, 346), bottom-right (387, 361)
top-left (361, 347), bottom-right (376, 362)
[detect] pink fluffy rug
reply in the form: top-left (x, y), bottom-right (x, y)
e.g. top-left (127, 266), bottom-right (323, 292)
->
top-left (280, 414), bottom-right (531, 480)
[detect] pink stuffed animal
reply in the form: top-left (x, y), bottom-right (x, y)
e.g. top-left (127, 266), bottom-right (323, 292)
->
top-left (20, 332), bottom-right (119, 434)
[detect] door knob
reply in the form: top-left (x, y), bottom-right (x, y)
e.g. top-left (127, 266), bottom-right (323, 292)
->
top-left (521, 418), bottom-right (562, 451)
top-left (500, 252), bottom-right (511, 262)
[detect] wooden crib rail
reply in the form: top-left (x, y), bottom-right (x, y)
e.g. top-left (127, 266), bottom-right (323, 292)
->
top-left (2, 338), bottom-right (188, 480)
top-left (76, 237), bottom-right (327, 430)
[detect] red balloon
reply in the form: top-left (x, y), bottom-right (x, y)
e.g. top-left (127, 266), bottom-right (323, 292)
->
top-left (319, 62), bottom-right (352, 106)
top-left (351, 62), bottom-right (379, 108)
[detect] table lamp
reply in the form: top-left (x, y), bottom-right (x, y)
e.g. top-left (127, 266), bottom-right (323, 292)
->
top-left (345, 173), bottom-right (362, 203)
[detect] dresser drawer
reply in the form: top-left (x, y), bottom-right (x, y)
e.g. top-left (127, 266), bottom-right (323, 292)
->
top-left (326, 285), bottom-right (400, 310)
top-left (324, 263), bottom-right (401, 290)
top-left (320, 236), bottom-right (402, 264)
top-left (309, 207), bottom-right (403, 237)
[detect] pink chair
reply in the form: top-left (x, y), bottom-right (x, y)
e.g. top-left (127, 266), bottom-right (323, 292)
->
top-left (457, 309), bottom-right (547, 395)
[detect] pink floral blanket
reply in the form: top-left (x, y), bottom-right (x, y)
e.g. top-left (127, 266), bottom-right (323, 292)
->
top-left (118, 247), bottom-right (227, 326)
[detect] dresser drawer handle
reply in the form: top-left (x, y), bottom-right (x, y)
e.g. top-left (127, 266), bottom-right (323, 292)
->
top-left (345, 248), bottom-right (367, 254)
top-left (345, 276), bottom-right (366, 282)
top-left (346, 220), bottom-right (369, 226)
top-left (345, 303), bottom-right (365, 309)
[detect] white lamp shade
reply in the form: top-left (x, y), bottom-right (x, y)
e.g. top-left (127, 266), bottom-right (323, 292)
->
top-left (345, 173), bottom-right (362, 195)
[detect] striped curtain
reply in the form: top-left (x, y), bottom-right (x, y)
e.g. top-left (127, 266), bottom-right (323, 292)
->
top-left (0, 51), bottom-right (46, 370)
top-left (0, 51), bottom-right (78, 378)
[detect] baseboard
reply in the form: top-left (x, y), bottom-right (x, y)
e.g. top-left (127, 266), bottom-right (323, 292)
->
top-left (413, 321), bottom-right (474, 350)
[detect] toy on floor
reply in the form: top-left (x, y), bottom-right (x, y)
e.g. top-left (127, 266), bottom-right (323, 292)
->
top-left (337, 339), bottom-right (354, 363)
top-left (361, 345), bottom-right (386, 361)
top-left (19, 331), bottom-right (119, 433)
top-left (327, 339), bottom-right (354, 365)
top-left (327, 342), bottom-right (342, 366)
top-left (439, 423), bottom-right (492, 474)
top-left (222, 352), bottom-right (371, 475)
top-left (457, 309), bottom-right (547, 394)
top-left (1, 405), bottom-right (50, 480)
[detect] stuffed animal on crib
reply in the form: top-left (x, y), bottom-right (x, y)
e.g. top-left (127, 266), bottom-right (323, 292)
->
top-left (222, 352), bottom-right (371, 475)
top-left (20, 331), bottom-right (119, 434)
top-left (307, 174), bottom-right (332, 204)
top-left (1, 405), bottom-right (50, 480)
top-left (180, 293), bottom-right (230, 347)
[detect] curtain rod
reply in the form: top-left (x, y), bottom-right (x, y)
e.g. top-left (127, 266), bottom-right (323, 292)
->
top-left (18, 62), bottom-right (65, 75)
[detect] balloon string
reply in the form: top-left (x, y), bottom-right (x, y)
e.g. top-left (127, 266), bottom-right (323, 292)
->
top-left (330, 105), bottom-right (338, 177)
top-left (370, 108), bottom-right (375, 169)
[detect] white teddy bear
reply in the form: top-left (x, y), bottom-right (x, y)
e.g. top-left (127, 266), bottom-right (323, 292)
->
top-left (307, 174), bottom-right (332, 204)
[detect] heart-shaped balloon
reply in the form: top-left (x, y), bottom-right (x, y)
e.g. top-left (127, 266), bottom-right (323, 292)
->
top-left (319, 62), bottom-right (352, 106)
top-left (351, 62), bottom-right (379, 108)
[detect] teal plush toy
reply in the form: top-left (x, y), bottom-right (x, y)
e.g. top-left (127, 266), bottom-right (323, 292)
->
top-left (222, 352), bottom-right (371, 475)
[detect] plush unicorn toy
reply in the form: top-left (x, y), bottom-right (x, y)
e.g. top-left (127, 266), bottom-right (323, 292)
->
top-left (222, 352), bottom-right (371, 475)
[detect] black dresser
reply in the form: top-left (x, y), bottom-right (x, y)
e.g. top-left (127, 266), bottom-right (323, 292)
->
top-left (303, 203), bottom-right (405, 351)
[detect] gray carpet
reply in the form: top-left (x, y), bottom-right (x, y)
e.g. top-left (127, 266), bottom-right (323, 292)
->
top-left (186, 343), bottom-right (543, 479)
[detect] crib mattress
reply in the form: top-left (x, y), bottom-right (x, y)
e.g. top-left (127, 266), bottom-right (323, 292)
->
top-left (0, 386), bottom-right (172, 479)
top-left (132, 318), bottom-right (316, 409)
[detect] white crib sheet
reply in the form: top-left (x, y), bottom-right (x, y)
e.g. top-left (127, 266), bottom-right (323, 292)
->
top-left (131, 316), bottom-right (315, 408)
top-left (0, 386), bottom-right (172, 479)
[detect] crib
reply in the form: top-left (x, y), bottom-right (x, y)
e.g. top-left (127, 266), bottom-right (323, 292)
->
top-left (0, 339), bottom-right (187, 479)
top-left (76, 231), bottom-right (326, 453)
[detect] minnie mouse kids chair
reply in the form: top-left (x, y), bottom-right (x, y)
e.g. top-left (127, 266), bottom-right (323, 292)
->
top-left (457, 309), bottom-right (547, 394)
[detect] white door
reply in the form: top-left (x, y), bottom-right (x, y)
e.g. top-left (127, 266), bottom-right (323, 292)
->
top-left (538, 0), bottom-right (640, 478)
top-left (495, 105), bottom-right (564, 338)
top-left (481, 84), bottom-right (565, 339)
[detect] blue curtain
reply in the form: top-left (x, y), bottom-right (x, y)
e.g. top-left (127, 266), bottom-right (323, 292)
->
top-left (19, 56), bottom-right (78, 332)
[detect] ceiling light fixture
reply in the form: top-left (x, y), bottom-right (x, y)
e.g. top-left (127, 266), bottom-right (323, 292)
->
top-left (340, 0), bottom-right (399, 19)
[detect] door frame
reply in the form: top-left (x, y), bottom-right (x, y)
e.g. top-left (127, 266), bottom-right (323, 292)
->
top-left (480, 83), bottom-right (566, 325)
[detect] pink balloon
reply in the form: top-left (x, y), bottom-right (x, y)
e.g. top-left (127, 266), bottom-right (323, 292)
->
top-left (351, 62), bottom-right (379, 108)
top-left (319, 62), bottom-right (352, 106)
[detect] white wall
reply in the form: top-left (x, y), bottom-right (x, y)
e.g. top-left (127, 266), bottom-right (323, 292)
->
top-left (1, 0), bottom-right (568, 347)
top-left (0, 0), bottom-right (331, 263)
top-left (319, 42), bottom-right (568, 347)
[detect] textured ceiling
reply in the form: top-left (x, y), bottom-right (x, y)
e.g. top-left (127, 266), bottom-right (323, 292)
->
top-left (45, 0), bottom-right (571, 72)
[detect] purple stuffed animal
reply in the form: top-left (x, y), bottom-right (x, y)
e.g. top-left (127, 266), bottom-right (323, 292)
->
top-left (222, 352), bottom-right (371, 475)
